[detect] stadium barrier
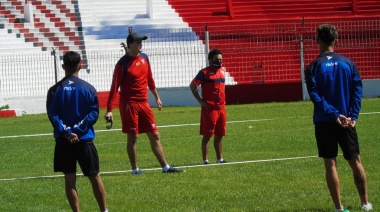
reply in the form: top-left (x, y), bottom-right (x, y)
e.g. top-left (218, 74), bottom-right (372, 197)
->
top-left (0, 19), bottom-right (379, 113)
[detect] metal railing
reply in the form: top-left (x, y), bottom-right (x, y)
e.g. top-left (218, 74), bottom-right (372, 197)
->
top-left (0, 19), bottom-right (379, 98)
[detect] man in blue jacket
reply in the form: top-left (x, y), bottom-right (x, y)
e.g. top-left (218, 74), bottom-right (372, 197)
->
top-left (47, 51), bottom-right (108, 212)
top-left (305, 24), bottom-right (372, 212)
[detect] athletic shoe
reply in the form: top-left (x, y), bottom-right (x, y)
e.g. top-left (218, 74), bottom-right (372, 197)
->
top-left (163, 166), bottom-right (183, 173)
top-left (132, 170), bottom-right (143, 175)
top-left (362, 202), bottom-right (373, 211)
top-left (335, 209), bottom-right (349, 212)
top-left (217, 160), bottom-right (227, 164)
top-left (203, 161), bottom-right (210, 165)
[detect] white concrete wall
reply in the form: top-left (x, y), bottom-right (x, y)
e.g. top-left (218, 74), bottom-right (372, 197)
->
top-left (0, 87), bottom-right (199, 114)
top-left (1, 80), bottom-right (379, 115)
top-left (362, 79), bottom-right (380, 98)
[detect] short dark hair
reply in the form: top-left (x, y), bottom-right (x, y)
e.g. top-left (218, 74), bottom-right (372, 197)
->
top-left (208, 48), bottom-right (222, 60)
top-left (63, 51), bottom-right (81, 70)
top-left (317, 24), bottom-right (338, 44)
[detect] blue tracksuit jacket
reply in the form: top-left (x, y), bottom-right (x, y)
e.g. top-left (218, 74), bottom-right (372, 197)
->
top-left (304, 52), bottom-right (362, 123)
top-left (46, 75), bottom-right (99, 141)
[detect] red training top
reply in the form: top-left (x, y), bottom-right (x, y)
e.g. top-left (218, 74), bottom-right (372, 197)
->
top-left (192, 66), bottom-right (226, 109)
top-left (107, 53), bottom-right (156, 112)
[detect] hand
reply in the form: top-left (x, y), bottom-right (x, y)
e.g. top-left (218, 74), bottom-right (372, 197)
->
top-left (336, 115), bottom-right (349, 128)
top-left (105, 112), bottom-right (113, 122)
top-left (156, 99), bottom-right (162, 111)
top-left (199, 100), bottom-right (209, 108)
top-left (104, 112), bottom-right (113, 129)
top-left (120, 42), bottom-right (127, 51)
top-left (347, 118), bottom-right (356, 128)
top-left (66, 133), bottom-right (79, 144)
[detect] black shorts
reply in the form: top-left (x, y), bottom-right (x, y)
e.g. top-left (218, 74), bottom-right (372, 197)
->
top-left (314, 121), bottom-right (359, 160)
top-left (54, 138), bottom-right (99, 176)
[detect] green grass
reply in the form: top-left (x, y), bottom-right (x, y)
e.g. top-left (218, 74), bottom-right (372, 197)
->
top-left (0, 98), bottom-right (379, 211)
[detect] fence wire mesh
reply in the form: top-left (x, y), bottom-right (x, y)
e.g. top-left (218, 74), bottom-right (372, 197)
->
top-left (0, 19), bottom-right (379, 98)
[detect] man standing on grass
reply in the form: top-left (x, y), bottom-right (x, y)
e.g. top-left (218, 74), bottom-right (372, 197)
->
top-left (305, 24), bottom-right (372, 212)
top-left (189, 48), bottom-right (227, 165)
top-left (46, 51), bottom-right (108, 212)
top-left (105, 32), bottom-right (182, 175)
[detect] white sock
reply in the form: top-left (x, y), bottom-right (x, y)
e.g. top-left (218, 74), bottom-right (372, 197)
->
top-left (203, 160), bottom-right (209, 163)
top-left (163, 164), bottom-right (170, 172)
top-left (132, 168), bottom-right (140, 173)
top-left (217, 158), bottom-right (224, 163)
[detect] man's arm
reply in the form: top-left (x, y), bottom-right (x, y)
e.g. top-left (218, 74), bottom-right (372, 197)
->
top-left (72, 90), bottom-right (99, 135)
top-left (348, 64), bottom-right (363, 121)
top-left (304, 65), bottom-right (340, 120)
top-left (150, 88), bottom-right (162, 111)
top-left (189, 82), bottom-right (208, 107)
top-left (105, 63), bottom-right (123, 121)
top-left (46, 88), bottom-right (73, 137)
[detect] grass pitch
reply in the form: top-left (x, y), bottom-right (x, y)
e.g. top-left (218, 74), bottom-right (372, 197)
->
top-left (0, 98), bottom-right (379, 211)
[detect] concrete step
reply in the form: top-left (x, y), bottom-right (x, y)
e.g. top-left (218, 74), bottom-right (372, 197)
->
top-left (0, 1), bottom-right (13, 6)
top-left (78, 8), bottom-right (145, 13)
top-left (1, 22), bottom-right (34, 28)
top-left (32, 4), bottom-right (75, 12)
top-left (36, 36), bottom-right (79, 42)
top-left (33, 12), bottom-right (75, 19)
top-left (0, 32), bottom-right (20, 39)
top-left (0, 42), bottom-right (36, 48)
top-left (9, 26), bottom-right (77, 34)
top-left (20, 31), bottom-right (80, 38)
top-left (0, 47), bottom-right (48, 54)
top-left (39, 40), bottom-right (77, 46)
top-left (33, 16), bottom-right (73, 23)
top-left (79, 18), bottom-right (186, 28)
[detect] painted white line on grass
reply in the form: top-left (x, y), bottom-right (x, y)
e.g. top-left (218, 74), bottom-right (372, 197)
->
top-left (0, 112), bottom-right (380, 139)
top-left (360, 112), bottom-right (380, 115)
top-left (0, 155), bottom-right (318, 182)
top-left (0, 118), bottom-right (275, 139)
top-left (2, 111), bottom-right (379, 140)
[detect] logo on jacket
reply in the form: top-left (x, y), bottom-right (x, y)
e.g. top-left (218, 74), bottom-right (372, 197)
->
top-left (327, 56), bottom-right (332, 60)
top-left (326, 62), bottom-right (338, 67)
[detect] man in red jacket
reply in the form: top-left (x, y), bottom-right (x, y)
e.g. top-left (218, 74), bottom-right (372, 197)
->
top-left (105, 32), bottom-right (182, 174)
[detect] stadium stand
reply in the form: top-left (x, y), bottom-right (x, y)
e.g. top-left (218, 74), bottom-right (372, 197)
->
top-left (0, 0), bottom-right (379, 114)
top-left (167, 0), bottom-right (380, 84)
top-left (0, 0), bottom-right (237, 92)
top-left (1, 0), bottom-right (379, 86)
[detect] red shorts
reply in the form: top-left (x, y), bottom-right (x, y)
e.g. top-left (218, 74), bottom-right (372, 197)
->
top-left (200, 106), bottom-right (226, 137)
top-left (119, 102), bottom-right (158, 134)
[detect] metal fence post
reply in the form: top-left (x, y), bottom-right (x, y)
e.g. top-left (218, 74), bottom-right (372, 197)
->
top-left (352, 0), bottom-right (357, 14)
top-left (299, 17), bottom-right (309, 100)
top-left (225, 0), bottom-right (234, 19)
top-left (52, 47), bottom-right (58, 83)
top-left (205, 23), bottom-right (209, 66)
top-left (24, 0), bottom-right (34, 26)
top-left (147, 0), bottom-right (154, 19)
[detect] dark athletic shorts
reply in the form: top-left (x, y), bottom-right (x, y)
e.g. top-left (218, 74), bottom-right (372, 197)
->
top-left (314, 121), bottom-right (359, 160)
top-left (54, 137), bottom-right (99, 176)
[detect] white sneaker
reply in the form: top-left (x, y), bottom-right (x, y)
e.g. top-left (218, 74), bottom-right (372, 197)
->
top-left (362, 202), bottom-right (373, 211)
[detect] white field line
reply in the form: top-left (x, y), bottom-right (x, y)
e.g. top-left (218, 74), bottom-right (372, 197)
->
top-left (0, 118), bottom-right (275, 139)
top-left (2, 110), bottom-right (379, 140)
top-left (0, 155), bottom-right (318, 181)
top-left (0, 112), bottom-right (380, 139)
top-left (1, 111), bottom-right (378, 180)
